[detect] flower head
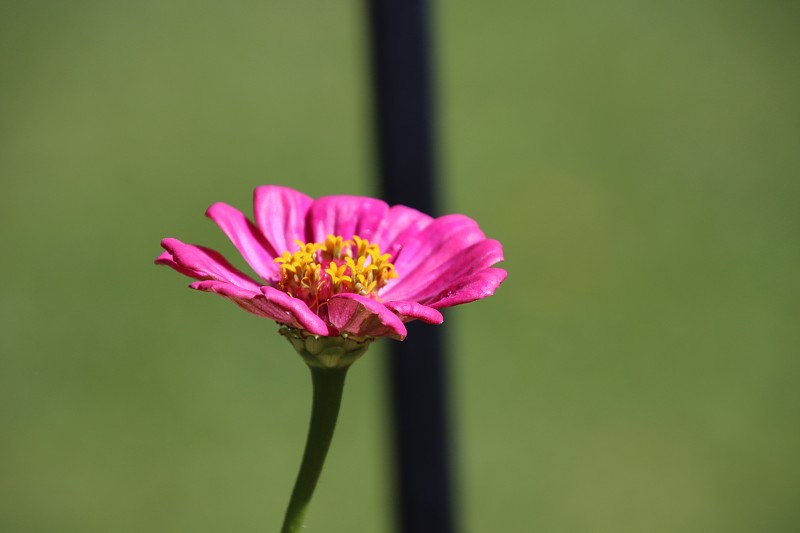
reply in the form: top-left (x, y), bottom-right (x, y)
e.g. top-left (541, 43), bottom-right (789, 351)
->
top-left (156, 185), bottom-right (506, 340)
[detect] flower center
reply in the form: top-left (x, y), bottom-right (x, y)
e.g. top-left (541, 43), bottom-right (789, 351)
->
top-left (274, 235), bottom-right (398, 310)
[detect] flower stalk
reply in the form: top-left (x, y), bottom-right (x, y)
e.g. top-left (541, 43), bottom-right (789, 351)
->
top-left (278, 327), bottom-right (373, 532)
top-left (280, 365), bottom-right (348, 533)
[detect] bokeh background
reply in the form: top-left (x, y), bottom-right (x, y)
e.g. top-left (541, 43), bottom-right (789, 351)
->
top-left (2, 1), bottom-right (799, 531)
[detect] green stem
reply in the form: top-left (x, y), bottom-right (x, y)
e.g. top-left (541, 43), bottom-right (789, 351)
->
top-left (280, 365), bottom-right (349, 533)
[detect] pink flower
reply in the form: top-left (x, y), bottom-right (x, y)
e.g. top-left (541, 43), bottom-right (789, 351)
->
top-left (156, 185), bottom-right (506, 340)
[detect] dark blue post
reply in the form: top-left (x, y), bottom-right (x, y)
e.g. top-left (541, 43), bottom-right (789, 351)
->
top-left (366, 1), bottom-right (456, 533)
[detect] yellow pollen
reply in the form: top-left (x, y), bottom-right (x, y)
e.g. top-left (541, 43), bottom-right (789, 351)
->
top-left (273, 234), bottom-right (398, 309)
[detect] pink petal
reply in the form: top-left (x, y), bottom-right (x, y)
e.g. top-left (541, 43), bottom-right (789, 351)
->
top-left (253, 185), bottom-right (313, 255)
top-left (307, 195), bottom-right (389, 243)
top-left (383, 300), bottom-right (443, 324)
top-left (375, 204), bottom-right (434, 259)
top-left (384, 238), bottom-right (504, 302)
top-left (155, 250), bottom-right (204, 280)
top-left (157, 238), bottom-right (261, 291)
top-left (380, 215), bottom-right (487, 300)
top-left (260, 286), bottom-right (330, 336)
top-left (327, 293), bottom-right (407, 340)
top-left (425, 268), bottom-right (508, 309)
top-left (189, 280), bottom-right (276, 318)
top-left (206, 202), bottom-right (278, 282)
top-left (189, 281), bottom-right (329, 335)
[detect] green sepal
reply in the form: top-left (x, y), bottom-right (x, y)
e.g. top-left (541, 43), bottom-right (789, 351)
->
top-left (279, 326), bottom-right (374, 369)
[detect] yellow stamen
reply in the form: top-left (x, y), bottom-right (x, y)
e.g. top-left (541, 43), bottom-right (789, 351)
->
top-left (274, 234), bottom-right (398, 308)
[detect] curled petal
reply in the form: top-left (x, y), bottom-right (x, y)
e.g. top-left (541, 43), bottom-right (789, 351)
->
top-left (188, 281), bottom-right (329, 335)
top-left (157, 238), bottom-right (260, 291)
top-left (307, 195), bottom-right (389, 243)
top-left (260, 286), bottom-right (330, 336)
top-left (206, 202), bottom-right (278, 282)
top-left (190, 280), bottom-right (274, 318)
top-left (156, 250), bottom-right (204, 280)
top-left (383, 300), bottom-right (443, 324)
top-left (425, 268), bottom-right (508, 309)
top-left (327, 293), bottom-right (407, 340)
top-left (254, 185), bottom-right (313, 255)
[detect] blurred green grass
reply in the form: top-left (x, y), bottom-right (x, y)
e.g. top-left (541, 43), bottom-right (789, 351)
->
top-left (1, 0), bottom-right (798, 532)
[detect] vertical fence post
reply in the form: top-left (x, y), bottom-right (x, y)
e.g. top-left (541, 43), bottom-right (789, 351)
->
top-left (366, 1), bottom-right (456, 532)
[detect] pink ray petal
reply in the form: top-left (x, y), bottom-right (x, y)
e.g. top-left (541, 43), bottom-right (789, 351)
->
top-left (190, 280), bottom-right (276, 318)
top-left (383, 300), bottom-right (443, 324)
top-left (375, 204), bottom-right (434, 258)
top-left (307, 195), bottom-right (389, 243)
top-left (425, 268), bottom-right (508, 309)
top-left (206, 202), bottom-right (278, 282)
top-left (158, 238), bottom-right (261, 290)
top-left (380, 215), bottom-right (487, 300)
top-left (384, 238), bottom-right (504, 302)
top-left (327, 293), bottom-right (407, 340)
top-left (389, 214), bottom-right (484, 275)
top-left (260, 286), bottom-right (331, 336)
top-left (188, 281), bottom-right (329, 335)
top-left (155, 250), bottom-right (206, 280)
top-left (254, 185), bottom-right (313, 255)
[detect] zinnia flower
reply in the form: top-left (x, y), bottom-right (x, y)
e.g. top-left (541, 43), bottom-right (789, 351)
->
top-left (155, 185), bottom-right (506, 341)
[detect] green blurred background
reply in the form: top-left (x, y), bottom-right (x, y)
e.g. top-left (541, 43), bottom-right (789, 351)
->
top-left (2, 0), bottom-right (798, 531)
